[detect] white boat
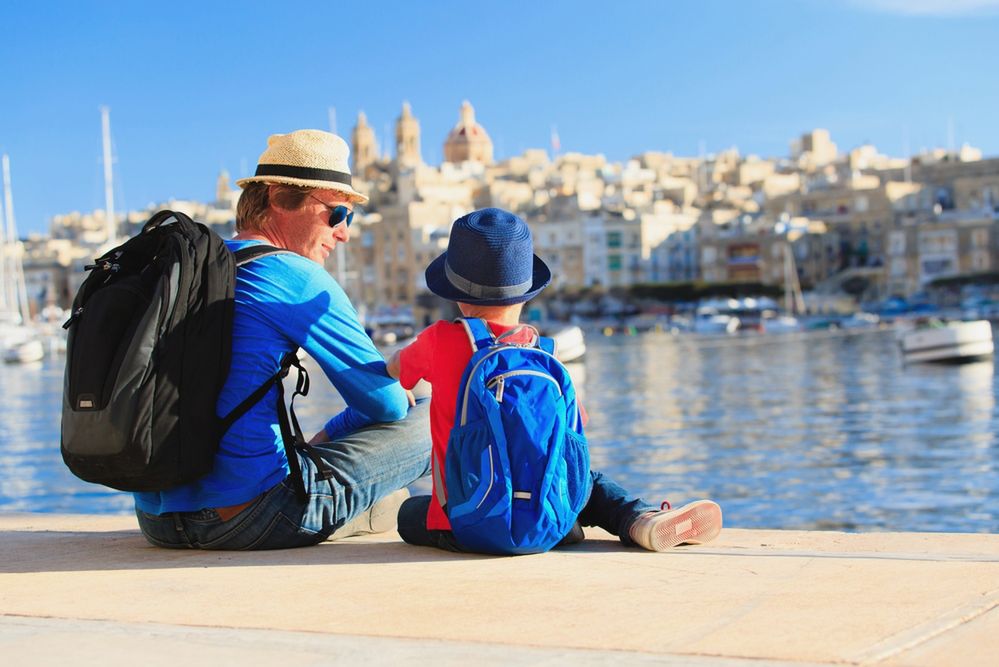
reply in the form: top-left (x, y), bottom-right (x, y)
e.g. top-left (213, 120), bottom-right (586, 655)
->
top-left (4, 338), bottom-right (43, 364)
top-left (0, 154), bottom-right (44, 363)
top-left (900, 320), bottom-right (994, 364)
top-left (841, 312), bottom-right (880, 330)
top-left (550, 325), bottom-right (586, 363)
top-left (693, 309), bottom-right (740, 335)
top-left (761, 314), bottom-right (802, 334)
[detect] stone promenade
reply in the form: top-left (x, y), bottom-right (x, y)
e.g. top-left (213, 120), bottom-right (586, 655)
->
top-left (1, 513), bottom-right (997, 666)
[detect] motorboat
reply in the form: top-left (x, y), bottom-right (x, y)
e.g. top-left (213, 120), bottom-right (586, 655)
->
top-left (761, 314), bottom-right (802, 334)
top-left (4, 338), bottom-right (44, 364)
top-left (548, 325), bottom-right (586, 363)
top-left (900, 319), bottom-right (994, 364)
top-left (840, 312), bottom-right (880, 330)
top-left (692, 309), bottom-right (739, 335)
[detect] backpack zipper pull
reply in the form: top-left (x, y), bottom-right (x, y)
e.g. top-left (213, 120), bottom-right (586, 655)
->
top-left (495, 376), bottom-right (505, 403)
top-left (62, 307), bottom-right (84, 330)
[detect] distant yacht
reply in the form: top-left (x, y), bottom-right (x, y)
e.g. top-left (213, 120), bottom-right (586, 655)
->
top-left (0, 154), bottom-right (44, 363)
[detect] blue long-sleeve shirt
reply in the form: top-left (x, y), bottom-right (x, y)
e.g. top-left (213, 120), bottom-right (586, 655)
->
top-left (134, 240), bottom-right (408, 515)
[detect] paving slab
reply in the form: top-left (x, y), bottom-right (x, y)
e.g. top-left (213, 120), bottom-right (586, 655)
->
top-left (1, 513), bottom-right (997, 666)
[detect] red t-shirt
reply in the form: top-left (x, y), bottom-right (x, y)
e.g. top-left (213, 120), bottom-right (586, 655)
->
top-left (398, 319), bottom-right (586, 531)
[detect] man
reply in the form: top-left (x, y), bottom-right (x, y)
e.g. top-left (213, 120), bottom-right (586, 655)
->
top-left (134, 129), bottom-right (431, 549)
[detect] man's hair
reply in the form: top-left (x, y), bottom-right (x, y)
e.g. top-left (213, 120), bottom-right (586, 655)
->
top-left (235, 183), bottom-right (313, 232)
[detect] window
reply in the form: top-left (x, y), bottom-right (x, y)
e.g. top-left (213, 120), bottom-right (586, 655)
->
top-left (608, 254), bottom-right (622, 270)
top-left (607, 231), bottom-right (622, 248)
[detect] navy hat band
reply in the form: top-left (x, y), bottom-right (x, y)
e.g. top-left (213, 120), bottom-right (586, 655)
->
top-left (445, 261), bottom-right (532, 299)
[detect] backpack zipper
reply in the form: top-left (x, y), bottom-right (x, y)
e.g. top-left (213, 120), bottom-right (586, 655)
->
top-left (486, 370), bottom-right (562, 403)
top-left (460, 346), bottom-right (572, 426)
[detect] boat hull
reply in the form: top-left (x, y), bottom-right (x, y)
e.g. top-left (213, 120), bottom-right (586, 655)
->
top-left (901, 320), bottom-right (994, 364)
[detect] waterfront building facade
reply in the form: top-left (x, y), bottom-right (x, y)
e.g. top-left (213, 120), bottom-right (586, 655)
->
top-left (29, 115), bottom-right (999, 318)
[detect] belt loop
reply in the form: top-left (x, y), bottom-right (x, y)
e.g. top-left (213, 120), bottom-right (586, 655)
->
top-left (171, 512), bottom-right (195, 548)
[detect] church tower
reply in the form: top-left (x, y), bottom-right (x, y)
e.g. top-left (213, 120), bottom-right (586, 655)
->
top-left (215, 169), bottom-right (232, 204)
top-left (351, 111), bottom-right (377, 174)
top-left (395, 101), bottom-right (422, 169)
top-left (443, 100), bottom-right (494, 165)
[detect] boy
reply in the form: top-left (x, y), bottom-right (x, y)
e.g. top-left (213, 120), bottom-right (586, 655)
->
top-left (387, 207), bottom-right (722, 553)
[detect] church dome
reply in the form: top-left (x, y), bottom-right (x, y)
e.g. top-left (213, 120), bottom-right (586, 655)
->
top-left (443, 100), bottom-right (493, 164)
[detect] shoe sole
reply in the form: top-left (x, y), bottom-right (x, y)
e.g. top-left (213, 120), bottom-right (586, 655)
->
top-left (648, 500), bottom-right (723, 551)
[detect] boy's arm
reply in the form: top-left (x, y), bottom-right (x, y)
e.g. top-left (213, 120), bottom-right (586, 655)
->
top-left (386, 349), bottom-right (402, 379)
top-left (390, 323), bottom-right (438, 391)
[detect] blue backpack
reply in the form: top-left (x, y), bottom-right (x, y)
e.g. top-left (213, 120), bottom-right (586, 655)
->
top-left (442, 318), bottom-right (591, 555)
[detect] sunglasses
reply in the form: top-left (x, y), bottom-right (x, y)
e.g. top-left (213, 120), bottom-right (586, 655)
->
top-left (308, 194), bottom-right (354, 228)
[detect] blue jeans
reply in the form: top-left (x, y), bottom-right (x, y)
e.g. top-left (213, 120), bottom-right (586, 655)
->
top-left (397, 470), bottom-right (654, 551)
top-left (136, 400), bottom-right (432, 550)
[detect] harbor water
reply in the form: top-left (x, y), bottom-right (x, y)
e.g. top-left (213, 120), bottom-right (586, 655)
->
top-left (1, 327), bottom-right (996, 533)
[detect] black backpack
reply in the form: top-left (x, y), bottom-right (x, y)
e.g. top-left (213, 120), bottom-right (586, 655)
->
top-left (61, 210), bottom-right (314, 498)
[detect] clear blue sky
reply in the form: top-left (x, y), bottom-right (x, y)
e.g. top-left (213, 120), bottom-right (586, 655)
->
top-left (2, 0), bottom-right (998, 235)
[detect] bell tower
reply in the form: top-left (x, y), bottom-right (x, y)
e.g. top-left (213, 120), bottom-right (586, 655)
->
top-left (351, 111), bottom-right (377, 174)
top-left (395, 101), bottom-right (421, 169)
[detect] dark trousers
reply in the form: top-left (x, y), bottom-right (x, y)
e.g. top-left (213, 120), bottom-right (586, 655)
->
top-left (397, 470), bottom-right (653, 552)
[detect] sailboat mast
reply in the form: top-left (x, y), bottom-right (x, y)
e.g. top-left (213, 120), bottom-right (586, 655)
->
top-left (783, 240), bottom-right (806, 316)
top-left (101, 106), bottom-right (116, 243)
top-left (1, 155), bottom-right (30, 322)
top-left (783, 242), bottom-right (793, 314)
top-left (0, 157), bottom-right (8, 314)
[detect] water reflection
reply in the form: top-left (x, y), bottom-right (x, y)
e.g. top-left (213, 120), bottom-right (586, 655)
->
top-left (1, 328), bottom-right (996, 533)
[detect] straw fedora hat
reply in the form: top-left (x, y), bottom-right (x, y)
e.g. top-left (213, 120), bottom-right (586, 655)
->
top-left (235, 129), bottom-right (368, 204)
top-left (425, 208), bottom-right (551, 306)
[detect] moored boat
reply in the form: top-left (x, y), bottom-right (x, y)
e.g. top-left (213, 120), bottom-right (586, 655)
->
top-left (900, 319), bottom-right (993, 364)
top-left (549, 325), bottom-right (586, 363)
top-left (4, 337), bottom-right (44, 364)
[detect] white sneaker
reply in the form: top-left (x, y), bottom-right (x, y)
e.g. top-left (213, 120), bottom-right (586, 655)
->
top-left (332, 488), bottom-right (410, 539)
top-left (628, 500), bottom-right (722, 552)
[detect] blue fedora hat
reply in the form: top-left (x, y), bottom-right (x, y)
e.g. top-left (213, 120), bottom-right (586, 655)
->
top-left (425, 208), bottom-right (551, 306)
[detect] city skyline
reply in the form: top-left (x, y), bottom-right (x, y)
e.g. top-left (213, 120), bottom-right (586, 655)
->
top-left (2, 1), bottom-right (998, 235)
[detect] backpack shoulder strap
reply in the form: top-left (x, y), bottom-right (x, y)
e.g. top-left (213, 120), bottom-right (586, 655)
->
top-left (142, 209), bottom-right (196, 233)
top-left (538, 336), bottom-right (556, 357)
top-left (233, 244), bottom-right (291, 266)
top-left (456, 317), bottom-right (494, 352)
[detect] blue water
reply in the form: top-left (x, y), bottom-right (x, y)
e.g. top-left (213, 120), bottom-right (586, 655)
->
top-left (2, 328), bottom-right (997, 532)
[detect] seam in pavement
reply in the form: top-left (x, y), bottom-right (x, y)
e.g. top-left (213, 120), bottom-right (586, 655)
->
top-left (668, 548), bottom-right (999, 563)
top-left (849, 589), bottom-right (999, 664)
top-left (0, 615), bottom-right (836, 666)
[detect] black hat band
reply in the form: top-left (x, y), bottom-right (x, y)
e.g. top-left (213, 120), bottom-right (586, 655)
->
top-left (254, 164), bottom-right (352, 186)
